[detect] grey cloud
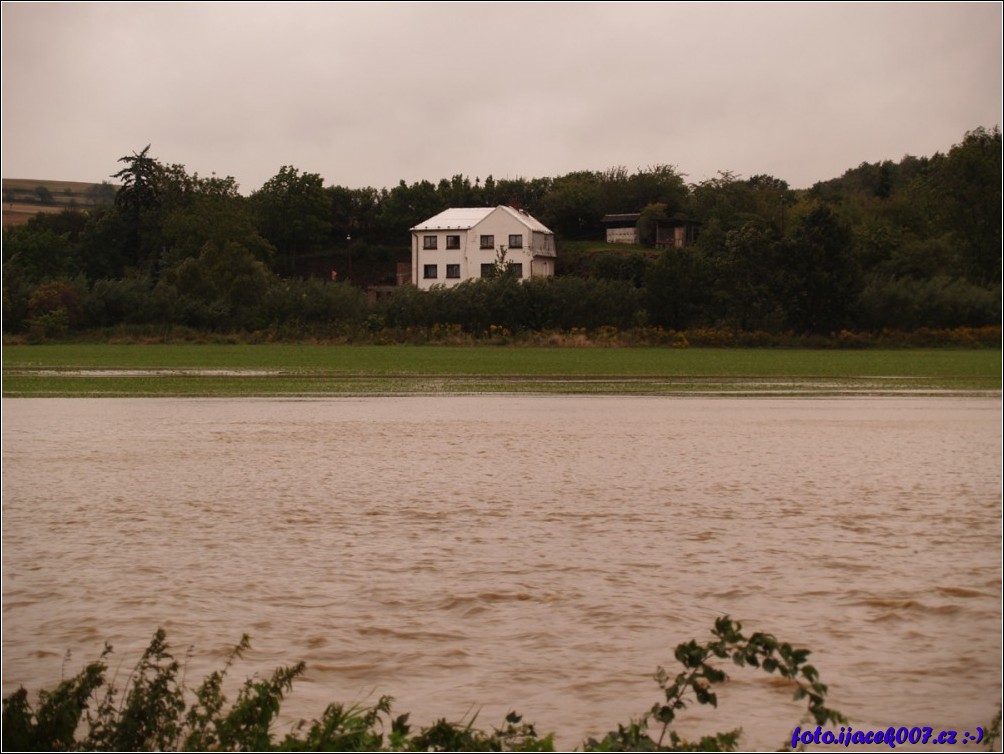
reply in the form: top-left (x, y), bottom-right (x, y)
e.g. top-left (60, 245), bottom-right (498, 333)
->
top-left (2, 2), bottom-right (999, 192)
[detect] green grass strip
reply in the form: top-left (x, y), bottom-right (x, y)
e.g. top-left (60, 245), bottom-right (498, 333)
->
top-left (3, 345), bottom-right (1000, 397)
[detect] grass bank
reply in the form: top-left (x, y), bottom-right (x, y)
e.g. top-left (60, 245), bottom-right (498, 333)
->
top-left (3, 345), bottom-right (999, 397)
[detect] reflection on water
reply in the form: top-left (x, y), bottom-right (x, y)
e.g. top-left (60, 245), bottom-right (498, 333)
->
top-left (2, 396), bottom-right (1001, 749)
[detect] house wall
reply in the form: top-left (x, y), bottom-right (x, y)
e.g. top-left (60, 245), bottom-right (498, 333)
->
top-left (654, 223), bottom-right (696, 249)
top-left (531, 231), bottom-right (556, 255)
top-left (531, 258), bottom-right (553, 277)
top-left (413, 230), bottom-right (470, 289)
top-left (606, 227), bottom-right (638, 244)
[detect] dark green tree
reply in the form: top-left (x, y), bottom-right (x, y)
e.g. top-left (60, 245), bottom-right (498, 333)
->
top-left (327, 185), bottom-right (381, 246)
top-left (251, 166), bottom-right (332, 275)
top-left (539, 171), bottom-right (604, 239)
top-left (602, 164), bottom-right (688, 219)
top-left (712, 221), bottom-right (787, 331)
top-left (158, 240), bottom-right (274, 330)
top-left (160, 173), bottom-right (274, 269)
top-left (644, 247), bottom-right (708, 330)
top-left (928, 126), bottom-right (1002, 285)
top-left (1, 225), bottom-right (76, 283)
top-left (113, 145), bottom-right (163, 216)
top-left (780, 205), bottom-right (861, 333)
top-left (374, 179), bottom-right (445, 244)
top-left (110, 145), bottom-right (167, 274)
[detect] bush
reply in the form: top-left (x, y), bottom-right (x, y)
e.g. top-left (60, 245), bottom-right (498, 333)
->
top-left (854, 275), bottom-right (1000, 330)
top-left (261, 278), bottom-right (369, 329)
top-left (375, 277), bottom-right (642, 335)
top-left (1, 617), bottom-right (865, 752)
top-left (83, 277), bottom-right (160, 327)
top-left (27, 280), bottom-right (84, 329)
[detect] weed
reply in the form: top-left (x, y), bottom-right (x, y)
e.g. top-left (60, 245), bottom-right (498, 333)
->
top-left (1, 617), bottom-right (993, 751)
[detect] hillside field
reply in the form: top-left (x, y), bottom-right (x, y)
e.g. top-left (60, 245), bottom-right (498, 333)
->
top-left (2, 177), bottom-right (115, 228)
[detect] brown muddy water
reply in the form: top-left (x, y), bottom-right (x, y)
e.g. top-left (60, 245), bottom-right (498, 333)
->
top-left (2, 396), bottom-right (1001, 749)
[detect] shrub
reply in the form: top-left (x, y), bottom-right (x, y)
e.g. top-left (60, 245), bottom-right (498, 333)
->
top-left (27, 280), bottom-right (84, 329)
top-left (0, 617), bottom-right (869, 752)
top-left (854, 275), bottom-right (1000, 330)
top-left (83, 277), bottom-right (160, 327)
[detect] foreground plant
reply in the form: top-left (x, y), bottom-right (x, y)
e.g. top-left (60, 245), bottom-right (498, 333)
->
top-left (0, 617), bottom-right (860, 751)
top-left (585, 616), bottom-right (845, 751)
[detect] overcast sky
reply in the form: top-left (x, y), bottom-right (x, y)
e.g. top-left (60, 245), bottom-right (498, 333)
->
top-left (2, 2), bottom-right (1000, 193)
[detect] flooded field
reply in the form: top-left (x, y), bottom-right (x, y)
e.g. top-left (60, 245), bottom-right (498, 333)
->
top-left (2, 396), bottom-right (1000, 749)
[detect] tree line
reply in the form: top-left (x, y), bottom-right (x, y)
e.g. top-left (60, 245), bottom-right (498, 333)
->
top-left (2, 128), bottom-right (999, 339)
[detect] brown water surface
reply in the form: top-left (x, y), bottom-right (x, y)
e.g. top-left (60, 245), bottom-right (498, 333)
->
top-left (2, 396), bottom-right (1000, 749)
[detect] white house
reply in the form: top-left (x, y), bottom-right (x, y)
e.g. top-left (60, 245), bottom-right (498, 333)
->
top-left (410, 206), bottom-right (556, 290)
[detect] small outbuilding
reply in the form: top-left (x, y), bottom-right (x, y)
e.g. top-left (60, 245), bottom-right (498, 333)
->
top-left (410, 206), bottom-right (556, 290)
top-left (601, 212), bottom-right (699, 248)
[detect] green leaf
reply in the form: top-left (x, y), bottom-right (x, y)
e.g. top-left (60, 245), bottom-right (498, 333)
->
top-left (704, 667), bottom-right (727, 684)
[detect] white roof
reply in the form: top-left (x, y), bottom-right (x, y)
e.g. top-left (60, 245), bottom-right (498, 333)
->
top-left (411, 205), bottom-right (553, 234)
top-left (412, 207), bottom-right (494, 230)
top-left (495, 205), bottom-right (553, 234)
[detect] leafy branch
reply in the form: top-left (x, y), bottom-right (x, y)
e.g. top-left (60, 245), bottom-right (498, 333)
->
top-left (585, 616), bottom-right (846, 751)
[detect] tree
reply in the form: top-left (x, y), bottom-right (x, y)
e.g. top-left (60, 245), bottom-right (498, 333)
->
top-left (1, 211), bottom-right (86, 283)
top-left (112, 145), bottom-right (163, 215)
top-left (159, 241), bottom-right (274, 330)
top-left (780, 205), bottom-right (861, 333)
top-left (928, 126), bottom-right (1002, 285)
top-left (109, 145), bottom-right (167, 274)
top-left (2, 228), bottom-right (73, 282)
top-left (437, 174), bottom-right (480, 208)
top-left (34, 185), bottom-right (55, 205)
top-left (485, 245), bottom-right (519, 280)
top-left (689, 172), bottom-right (794, 248)
top-left (75, 205), bottom-right (136, 281)
top-left (375, 179), bottom-right (446, 245)
top-left (327, 185), bottom-right (381, 246)
top-left (713, 221), bottom-right (787, 331)
top-left (85, 181), bottom-right (118, 206)
top-left (251, 166), bottom-right (332, 275)
top-left (605, 164), bottom-right (688, 219)
top-left (644, 247), bottom-right (708, 330)
top-left (539, 171), bottom-right (604, 239)
top-left (159, 173), bottom-right (274, 270)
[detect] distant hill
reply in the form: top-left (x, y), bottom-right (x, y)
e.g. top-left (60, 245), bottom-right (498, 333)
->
top-left (2, 178), bottom-right (118, 229)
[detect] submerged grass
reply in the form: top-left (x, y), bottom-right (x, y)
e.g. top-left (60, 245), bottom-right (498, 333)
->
top-left (2, 345), bottom-right (999, 397)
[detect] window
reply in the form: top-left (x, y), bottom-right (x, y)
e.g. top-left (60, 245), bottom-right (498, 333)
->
top-left (423, 264), bottom-right (438, 279)
top-left (446, 264), bottom-right (461, 279)
top-left (510, 263), bottom-right (523, 278)
top-left (480, 264), bottom-right (494, 278)
top-left (480, 235), bottom-right (494, 249)
top-left (446, 235), bottom-right (461, 249)
top-left (423, 235), bottom-right (438, 250)
top-left (508, 234), bottom-right (523, 249)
